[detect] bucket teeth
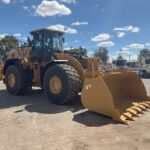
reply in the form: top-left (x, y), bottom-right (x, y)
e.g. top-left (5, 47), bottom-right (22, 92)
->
top-left (141, 102), bottom-right (150, 108)
top-left (133, 103), bottom-right (147, 111)
top-left (120, 101), bottom-right (150, 124)
top-left (145, 103), bottom-right (150, 107)
top-left (120, 115), bottom-right (128, 125)
top-left (131, 106), bottom-right (144, 114)
top-left (127, 108), bottom-right (139, 117)
top-left (123, 112), bottom-right (134, 121)
top-left (139, 104), bottom-right (147, 111)
top-left (146, 101), bottom-right (150, 105)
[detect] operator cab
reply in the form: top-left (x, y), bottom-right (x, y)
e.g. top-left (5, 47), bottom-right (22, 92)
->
top-left (29, 28), bottom-right (64, 61)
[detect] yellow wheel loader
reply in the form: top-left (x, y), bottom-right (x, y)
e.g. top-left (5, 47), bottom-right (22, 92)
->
top-left (0, 28), bottom-right (150, 124)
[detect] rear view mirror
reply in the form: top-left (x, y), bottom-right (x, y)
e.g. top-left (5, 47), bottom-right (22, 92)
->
top-left (62, 38), bottom-right (65, 43)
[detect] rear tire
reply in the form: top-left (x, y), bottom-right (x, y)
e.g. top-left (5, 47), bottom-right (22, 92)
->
top-left (43, 64), bottom-right (80, 105)
top-left (5, 65), bottom-right (29, 95)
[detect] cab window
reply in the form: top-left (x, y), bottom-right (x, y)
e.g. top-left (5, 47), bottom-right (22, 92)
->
top-left (145, 59), bottom-right (150, 64)
top-left (33, 32), bottom-right (43, 49)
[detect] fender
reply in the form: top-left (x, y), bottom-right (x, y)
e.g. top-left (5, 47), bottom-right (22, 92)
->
top-left (3, 58), bottom-right (21, 75)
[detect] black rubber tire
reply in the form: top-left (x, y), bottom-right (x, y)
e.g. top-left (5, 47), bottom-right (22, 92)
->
top-left (5, 65), bottom-right (29, 95)
top-left (43, 64), bottom-right (80, 105)
top-left (142, 70), bottom-right (148, 78)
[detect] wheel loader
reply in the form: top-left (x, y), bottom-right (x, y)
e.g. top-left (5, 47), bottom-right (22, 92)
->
top-left (0, 28), bottom-right (150, 124)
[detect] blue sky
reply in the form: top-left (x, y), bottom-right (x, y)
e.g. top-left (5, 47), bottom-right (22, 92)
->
top-left (0, 0), bottom-right (150, 61)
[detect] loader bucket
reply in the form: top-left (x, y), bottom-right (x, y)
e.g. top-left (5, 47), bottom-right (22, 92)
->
top-left (81, 70), bottom-right (150, 124)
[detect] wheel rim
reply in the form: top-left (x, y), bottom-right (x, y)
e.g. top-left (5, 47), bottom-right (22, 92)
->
top-left (49, 76), bottom-right (62, 94)
top-left (8, 73), bottom-right (16, 88)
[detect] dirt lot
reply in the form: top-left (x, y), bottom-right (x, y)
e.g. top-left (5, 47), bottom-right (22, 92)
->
top-left (0, 80), bottom-right (150, 150)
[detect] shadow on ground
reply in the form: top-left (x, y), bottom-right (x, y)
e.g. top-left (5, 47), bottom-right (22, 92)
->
top-left (73, 111), bottom-right (119, 127)
top-left (0, 89), bottom-right (119, 127)
top-left (0, 89), bottom-right (84, 113)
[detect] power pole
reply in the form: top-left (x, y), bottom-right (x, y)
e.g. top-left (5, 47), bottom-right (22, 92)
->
top-left (129, 55), bottom-right (131, 68)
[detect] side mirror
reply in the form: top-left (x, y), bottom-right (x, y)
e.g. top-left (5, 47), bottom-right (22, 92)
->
top-left (27, 37), bottom-right (32, 47)
top-left (62, 38), bottom-right (65, 43)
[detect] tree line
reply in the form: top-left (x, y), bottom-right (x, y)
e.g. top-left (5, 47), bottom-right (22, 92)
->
top-left (0, 35), bottom-right (19, 62)
top-left (0, 35), bottom-right (109, 64)
top-left (138, 49), bottom-right (150, 61)
top-left (1, 35), bottom-right (149, 65)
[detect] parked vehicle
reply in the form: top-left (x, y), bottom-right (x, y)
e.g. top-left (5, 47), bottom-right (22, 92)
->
top-left (139, 57), bottom-right (150, 78)
top-left (112, 59), bottom-right (128, 70)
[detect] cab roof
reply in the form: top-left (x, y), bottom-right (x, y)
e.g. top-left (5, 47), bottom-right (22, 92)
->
top-left (30, 28), bottom-right (64, 34)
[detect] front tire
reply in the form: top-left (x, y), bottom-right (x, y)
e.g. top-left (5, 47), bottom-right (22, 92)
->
top-left (43, 64), bottom-right (80, 105)
top-left (5, 65), bottom-right (29, 95)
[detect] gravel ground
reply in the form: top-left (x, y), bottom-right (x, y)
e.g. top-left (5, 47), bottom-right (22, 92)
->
top-left (0, 79), bottom-right (150, 150)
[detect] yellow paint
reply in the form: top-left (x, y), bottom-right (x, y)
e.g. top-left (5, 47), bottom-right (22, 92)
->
top-left (32, 64), bottom-right (41, 86)
top-left (0, 64), bottom-right (4, 80)
top-left (49, 76), bottom-right (62, 94)
top-left (81, 70), bottom-right (150, 124)
top-left (7, 47), bottom-right (32, 59)
top-left (2, 46), bottom-right (150, 124)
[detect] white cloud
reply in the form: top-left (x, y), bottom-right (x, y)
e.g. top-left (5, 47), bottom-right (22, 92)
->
top-left (48, 24), bottom-right (77, 34)
top-left (13, 0), bottom-right (24, 3)
top-left (121, 50), bottom-right (131, 54)
top-left (14, 33), bottom-right (21, 37)
top-left (48, 24), bottom-right (65, 32)
top-left (1, 0), bottom-right (11, 4)
top-left (71, 22), bottom-right (88, 26)
top-left (0, 34), bottom-right (8, 38)
top-left (0, 33), bottom-right (22, 39)
top-left (31, 5), bottom-right (36, 9)
top-left (74, 40), bottom-right (80, 43)
top-left (113, 25), bottom-right (139, 33)
top-left (35, 0), bottom-right (71, 17)
top-left (125, 54), bottom-right (138, 61)
top-left (65, 27), bottom-right (77, 34)
top-left (23, 6), bottom-right (28, 10)
top-left (122, 47), bottom-right (129, 51)
top-left (23, 37), bottom-right (27, 41)
top-left (132, 27), bottom-right (139, 32)
top-left (97, 41), bottom-right (114, 47)
top-left (129, 43), bottom-right (144, 49)
top-left (117, 32), bottom-right (125, 38)
top-left (109, 55), bottom-right (117, 61)
top-left (87, 51), bottom-right (94, 57)
top-left (116, 50), bottom-right (133, 55)
top-left (129, 54), bottom-right (138, 60)
top-left (146, 43), bottom-right (150, 47)
top-left (60, 0), bottom-right (76, 4)
top-left (64, 47), bottom-right (71, 50)
top-left (91, 33), bottom-right (110, 42)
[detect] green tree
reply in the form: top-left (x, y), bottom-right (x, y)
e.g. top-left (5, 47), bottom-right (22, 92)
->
top-left (0, 35), bottom-right (19, 61)
top-left (94, 47), bottom-right (109, 64)
top-left (21, 42), bottom-right (29, 47)
top-left (138, 49), bottom-right (150, 63)
top-left (139, 49), bottom-right (150, 58)
top-left (66, 46), bottom-right (87, 56)
top-left (78, 46), bottom-right (87, 56)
